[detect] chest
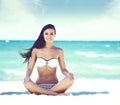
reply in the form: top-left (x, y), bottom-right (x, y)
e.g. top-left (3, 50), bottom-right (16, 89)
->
top-left (37, 49), bottom-right (58, 59)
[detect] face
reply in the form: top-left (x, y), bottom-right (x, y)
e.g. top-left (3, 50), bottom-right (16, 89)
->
top-left (43, 29), bottom-right (56, 42)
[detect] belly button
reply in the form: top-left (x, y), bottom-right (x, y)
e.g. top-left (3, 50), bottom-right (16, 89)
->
top-left (46, 77), bottom-right (49, 80)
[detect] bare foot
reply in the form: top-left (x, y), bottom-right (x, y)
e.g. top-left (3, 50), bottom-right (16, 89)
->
top-left (57, 93), bottom-right (71, 96)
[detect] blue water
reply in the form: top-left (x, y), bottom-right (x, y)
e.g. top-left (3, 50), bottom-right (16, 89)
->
top-left (0, 40), bottom-right (120, 81)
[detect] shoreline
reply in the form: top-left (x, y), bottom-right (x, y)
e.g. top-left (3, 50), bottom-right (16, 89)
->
top-left (0, 79), bottom-right (120, 105)
top-left (0, 78), bottom-right (120, 95)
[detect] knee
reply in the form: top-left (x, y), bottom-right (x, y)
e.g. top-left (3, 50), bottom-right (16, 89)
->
top-left (23, 80), bottom-right (32, 89)
top-left (66, 74), bottom-right (74, 83)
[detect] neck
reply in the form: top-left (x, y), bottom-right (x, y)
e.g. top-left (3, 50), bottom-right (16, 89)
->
top-left (44, 43), bottom-right (53, 48)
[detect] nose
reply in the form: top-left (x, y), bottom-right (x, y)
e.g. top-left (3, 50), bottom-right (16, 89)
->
top-left (48, 34), bottom-right (51, 38)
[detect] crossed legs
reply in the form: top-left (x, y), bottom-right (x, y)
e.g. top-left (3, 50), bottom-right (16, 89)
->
top-left (24, 75), bottom-right (74, 95)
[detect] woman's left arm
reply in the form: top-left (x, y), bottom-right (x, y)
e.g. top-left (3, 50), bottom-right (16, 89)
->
top-left (58, 48), bottom-right (74, 77)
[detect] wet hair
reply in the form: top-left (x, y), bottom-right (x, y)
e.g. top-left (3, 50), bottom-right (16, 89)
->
top-left (20, 24), bottom-right (56, 63)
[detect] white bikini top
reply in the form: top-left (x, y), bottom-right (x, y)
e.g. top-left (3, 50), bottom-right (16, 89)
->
top-left (36, 57), bottom-right (58, 68)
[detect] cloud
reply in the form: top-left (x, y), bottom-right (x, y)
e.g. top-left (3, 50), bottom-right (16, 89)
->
top-left (0, 0), bottom-right (42, 40)
top-left (0, 0), bottom-right (35, 23)
top-left (105, 0), bottom-right (120, 18)
top-left (0, 0), bottom-right (120, 40)
top-left (56, 0), bottom-right (120, 40)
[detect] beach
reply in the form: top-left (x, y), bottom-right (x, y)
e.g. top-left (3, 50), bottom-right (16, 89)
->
top-left (0, 40), bottom-right (120, 105)
top-left (0, 79), bottom-right (120, 105)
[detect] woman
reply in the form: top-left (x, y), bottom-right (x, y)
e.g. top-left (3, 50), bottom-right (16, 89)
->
top-left (20, 24), bottom-right (74, 96)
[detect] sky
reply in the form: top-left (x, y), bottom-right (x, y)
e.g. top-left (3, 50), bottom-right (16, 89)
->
top-left (0, 0), bottom-right (120, 40)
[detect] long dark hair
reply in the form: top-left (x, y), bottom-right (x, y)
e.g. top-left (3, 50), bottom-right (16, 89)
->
top-left (20, 24), bottom-right (56, 63)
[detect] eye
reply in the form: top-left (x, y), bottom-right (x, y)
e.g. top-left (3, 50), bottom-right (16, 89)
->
top-left (50, 33), bottom-right (54, 35)
top-left (45, 33), bottom-right (48, 35)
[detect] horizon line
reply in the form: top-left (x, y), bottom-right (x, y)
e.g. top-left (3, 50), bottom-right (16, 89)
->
top-left (0, 39), bottom-right (120, 42)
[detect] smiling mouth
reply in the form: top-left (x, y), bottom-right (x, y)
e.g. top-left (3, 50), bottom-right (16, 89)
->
top-left (46, 39), bottom-right (52, 41)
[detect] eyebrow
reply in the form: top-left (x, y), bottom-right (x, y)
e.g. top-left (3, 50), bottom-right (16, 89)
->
top-left (45, 32), bottom-right (54, 34)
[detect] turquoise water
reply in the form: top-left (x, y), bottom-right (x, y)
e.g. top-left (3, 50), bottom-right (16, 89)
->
top-left (0, 40), bottom-right (120, 81)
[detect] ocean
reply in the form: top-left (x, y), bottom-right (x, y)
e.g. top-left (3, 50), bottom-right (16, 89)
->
top-left (0, 40), bottom-right (120, 81)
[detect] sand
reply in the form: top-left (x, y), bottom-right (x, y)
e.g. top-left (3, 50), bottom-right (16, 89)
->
top-left (0, 79), bottom-right (120, 105)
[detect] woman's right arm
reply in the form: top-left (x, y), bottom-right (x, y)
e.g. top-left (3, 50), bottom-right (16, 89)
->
top-left (24, 48), bottom-right (37, 82)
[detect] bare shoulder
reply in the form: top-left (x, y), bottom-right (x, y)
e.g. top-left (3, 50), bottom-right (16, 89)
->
top-left (32, 48), bottom-right (38, 52)
top-left (54, 46), bottom-right (64, 54)
top-left (32, 48), bottom-right (39, 55)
